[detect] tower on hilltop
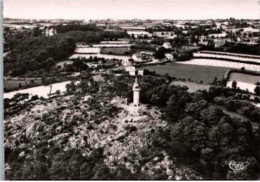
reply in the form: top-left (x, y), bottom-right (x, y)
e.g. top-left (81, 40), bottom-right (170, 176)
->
top-left (132, 77), bottom-right (140, 106)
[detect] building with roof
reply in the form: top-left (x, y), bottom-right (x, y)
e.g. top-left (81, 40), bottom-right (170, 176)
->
top-left (162, 42), bottom-right (172, 49)
top-left (153, 31), bottom-right (176, 39)
top-left (132, 51), bottom-right (154, 63)
top-left (45, 27), bottom-right (57, 36)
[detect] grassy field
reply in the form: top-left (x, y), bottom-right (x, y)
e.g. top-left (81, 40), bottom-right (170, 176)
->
top-left (228, 72), bottom-right (260, 84)
top-left (100, 47), bottom-right (129, 55)
top-left (226, 72), bottom-right (260, 93)
top-left (141, 63), bottom-right (230, 84)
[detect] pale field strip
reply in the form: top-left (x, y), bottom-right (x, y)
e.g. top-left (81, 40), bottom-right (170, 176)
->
top-left (69, 53), bottom-right (130, 61)
top-left (194, 52), bottom-right (260, 64)
top-left (4, 81), bottom-right (70, 99)
top-left (100, 40), bottom-right (130, 44)
top-left (226, 81), bottom-right (256, 93)
top-left (228, 72), bottom-right (260, 83)
top-left (226, 72), bottom-right (260, 94)
top-left (177, 59), bottom-right (260, 72)
top-left (92, 44), bottom-right (132, 47)
top-left (126, 31), bottom-right (152, 36)
top-left (200, 51), bottom-right (260, 59)
top-left (74, 47), bottom-right (100, 54)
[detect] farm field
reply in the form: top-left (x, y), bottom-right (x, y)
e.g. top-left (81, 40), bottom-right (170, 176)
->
top-left (75, 47), bottom-right (100, 54)
top-left (4, 81), bottom-right (70, 99)
top-left (100, 47), bottom-right (129, 55)
top-left (178, 58), bottom-right (260, 72)
top-left (193, 52), bottom-right (260, 64)
top-left (228, 72), bottom-right (260, 83)
top-left (141, 62), bottom-right (229, 83)
top-left (226, 72), bottom-right (260, 93)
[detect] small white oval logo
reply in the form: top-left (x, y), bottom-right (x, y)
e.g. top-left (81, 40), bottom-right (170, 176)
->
top-left (229, 160), bottom-right (249, 171)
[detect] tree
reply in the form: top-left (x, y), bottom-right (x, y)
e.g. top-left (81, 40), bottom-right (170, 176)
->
top-left (66, 81), bottom-right (76, 94)
top-left (232, 80), bottom-right (237, 90)
top-left (32, 27), bottom-right (42, 37)
top-left (176, 52), bottom-right (192, 61)
top-left (254, 86), bottom-right (260, 96)
top-left (154, 47), bottom-right (166, 59)
top-left (73, 59), bottom-right (88, 71)
top-left (254, 82), bottom-right (260, 96)
top-left (212, 77), bottom-right (218, 85)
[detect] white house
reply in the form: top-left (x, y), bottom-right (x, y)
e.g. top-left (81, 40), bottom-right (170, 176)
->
top-left (165, 54), bottom-right (174, 61)
top-left (213, 39), bottom-right (226, 48)
top-left (126, 66), bottom-right (144, 76)
top-left (208, 32), bottom-right (227, 38)
top-left (162, 42), bottom-right (172, 49)
top-left (127, 31), bottom-right (152, 38)
top-left (153, 31), bottom-right (176, 39)
top-left (45, 27), bottom-right (57, 36)
top-left (121, 59), bottom-right (134, 67)
top-left (132, 51), bottom-right (154, 63)
top-left (132, 54), bottom-right (143, 62)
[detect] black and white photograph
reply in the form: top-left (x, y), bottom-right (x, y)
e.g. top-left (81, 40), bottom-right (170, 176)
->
top-left (2, 0), bottom-right (260, 180)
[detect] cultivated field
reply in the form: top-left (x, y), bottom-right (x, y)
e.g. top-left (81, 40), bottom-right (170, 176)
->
top-left (4, 81), bottom-right (71, 99)
top-left (100, 47), bottom-right (129, 55)
top-left (142, 63), bottom-right (229, 83)
top-left (193, 52), bottom-right (260, 64)
top-left (226, 72), bottom-right (260, 93)
top-left (178, 58), bottom-right (260, 72)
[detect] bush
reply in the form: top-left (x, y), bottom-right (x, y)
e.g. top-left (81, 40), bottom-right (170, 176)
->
top-left (176, 52), bottom-right (192, 61)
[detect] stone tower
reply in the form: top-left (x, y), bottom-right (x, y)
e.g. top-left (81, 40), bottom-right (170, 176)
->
top-left (132, 77), bottom-right (140, 106)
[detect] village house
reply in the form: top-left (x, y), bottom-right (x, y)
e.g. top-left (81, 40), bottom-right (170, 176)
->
top-left (213, 38), bottom-right (226, 48)
top-left (153, 31), bottom-right (176, 39)
top-left (182, 30), bottom-right (189, 35)
top-left (121, 26), bottom-right (152, 38)
top-left (208, 32), bottom-right (227, 38)
top-left (121, 59), bottom-right (134, 67)
top-left (198, 36), bottom-right (209, 46)
top-left (162, 42), bottom-right (172, 49)
top-left (174, 23), bottom-right (186, 29)
top-left (125, 66), bottom-right (144, 76)
top-left (225, 27), bottom-right (241, 33)
top-left (241, 27), bottom-right (260, 37)
top-left (132, 51), bottom-right (154, 63)
top-left (45, 27), bottom-right (57, 36)
top-left (165, 53), bottom-right (174, 61)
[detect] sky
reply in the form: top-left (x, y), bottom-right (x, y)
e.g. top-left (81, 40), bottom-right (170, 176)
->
top-left (3, 0), bottom-right (260, 20)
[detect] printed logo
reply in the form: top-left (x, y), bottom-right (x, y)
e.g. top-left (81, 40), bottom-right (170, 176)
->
top-left (229, 160), bottom-right (249, 171)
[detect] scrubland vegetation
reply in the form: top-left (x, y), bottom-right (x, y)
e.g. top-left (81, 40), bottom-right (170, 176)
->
top-left (4, 72), bottom-right (260, 180)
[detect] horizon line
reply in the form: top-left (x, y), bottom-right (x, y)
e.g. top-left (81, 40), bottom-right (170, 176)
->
top-left (4, 17), bottom-right (260, 21)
